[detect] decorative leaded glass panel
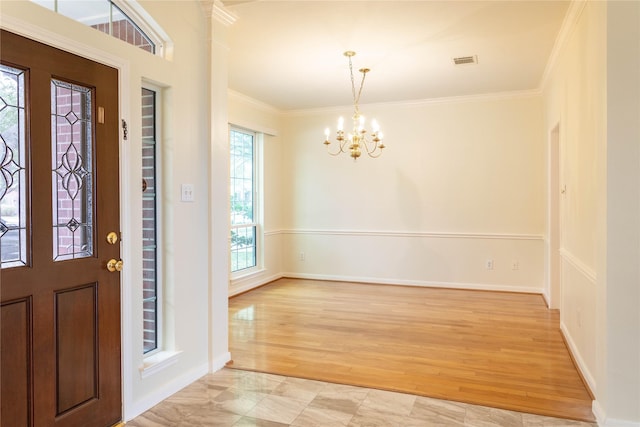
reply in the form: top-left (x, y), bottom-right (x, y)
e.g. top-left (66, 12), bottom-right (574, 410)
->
top-left (51, 79), bottom-right (93, 261)
top-left (0, 64), bottom-right (27, 268)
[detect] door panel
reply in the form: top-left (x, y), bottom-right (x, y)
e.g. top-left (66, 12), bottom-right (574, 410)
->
top-left (0, 297), bottom-right (32, 426)
top-left (56, 284), bottom-right (98, 414)
top-left (0, 30), bottom-right (121, 427)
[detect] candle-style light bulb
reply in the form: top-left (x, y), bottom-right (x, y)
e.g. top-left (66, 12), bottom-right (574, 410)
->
top-left (324, 128), bottom-right (330, 140)
top-left (372, 119), bottom-right (380, 133)
top-left (337, 116), bottom-right (344, 131)
top-left (378, 132), bottom-right (384, 140)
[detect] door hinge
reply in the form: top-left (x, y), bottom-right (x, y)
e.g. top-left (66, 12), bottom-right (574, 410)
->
top-left (122, 119), bottom-right (128, 140)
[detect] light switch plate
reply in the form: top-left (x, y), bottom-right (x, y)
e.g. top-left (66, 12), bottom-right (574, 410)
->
top-left (181, 184), bottom-right (194, 202)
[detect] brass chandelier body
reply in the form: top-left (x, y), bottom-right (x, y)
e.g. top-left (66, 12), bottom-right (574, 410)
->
top-left (323, 51), bottom-right (385, 160)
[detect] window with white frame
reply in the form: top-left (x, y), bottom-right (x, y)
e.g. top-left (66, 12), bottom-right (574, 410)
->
top-left (230, 127), bottom-right (259, 273)
top-left (141, 86), bottom-right (161, 354)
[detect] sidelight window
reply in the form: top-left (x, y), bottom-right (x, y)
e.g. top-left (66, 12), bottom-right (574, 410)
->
top-left (0, 64), bottom-right (28, 268)
top-left (142, 86), bottom-right (161, 354)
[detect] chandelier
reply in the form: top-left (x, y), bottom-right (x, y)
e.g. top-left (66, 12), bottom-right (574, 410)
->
top-left (323, 51), bottom-right (385, 160)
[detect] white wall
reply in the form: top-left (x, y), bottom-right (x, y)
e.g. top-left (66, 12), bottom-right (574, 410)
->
top-left (543, 1), bottom-right (640, 425)
top-left (280, 95), bottom-right (545, 292)
top-left (208, 4), bottom-right (232, 380)
top-left (0, 0), bottom-right (219, 421)
top-left (603, 1), bottom-right (640, 424)
top-left (542, 0), bottom-right (604, 398)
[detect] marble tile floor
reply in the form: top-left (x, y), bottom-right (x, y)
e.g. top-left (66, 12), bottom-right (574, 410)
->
top-left (128, 368), bottom-right (597, 427)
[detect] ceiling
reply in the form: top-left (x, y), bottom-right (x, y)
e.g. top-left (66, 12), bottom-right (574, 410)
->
top-left (213, 1), bottom-right (570, 111)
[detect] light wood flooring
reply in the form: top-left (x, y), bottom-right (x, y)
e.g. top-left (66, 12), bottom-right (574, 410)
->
top-left (228, 278), bottom-right (594, 422)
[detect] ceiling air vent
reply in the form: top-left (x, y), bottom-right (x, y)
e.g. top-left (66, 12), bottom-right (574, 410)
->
top-left (453, 55), bottom-right (478, 66)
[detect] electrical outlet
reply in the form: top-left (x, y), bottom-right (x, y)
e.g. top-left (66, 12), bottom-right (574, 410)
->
top-left (299, 252), bottom-right (305, 261)
top-left (486, 259), bottom-right (494, 270)
top-left (512, 260), bottom-right (519, 270)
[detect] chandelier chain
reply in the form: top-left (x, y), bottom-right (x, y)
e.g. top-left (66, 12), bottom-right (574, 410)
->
top-left (348, 54), bottom-right (367, 112)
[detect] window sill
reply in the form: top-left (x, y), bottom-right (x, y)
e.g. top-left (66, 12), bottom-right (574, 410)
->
top-left (140, 350), bottom-right (182, 379)
top-left (231, 267), bottom-right (266, 282)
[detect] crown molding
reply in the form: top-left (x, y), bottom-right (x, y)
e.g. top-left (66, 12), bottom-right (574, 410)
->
top-left (212, 0), bottom-right (236, 26)
top-left (539, 0), bottom-right (588, 90)
top-left (228, 89), bottom-right (283, 115)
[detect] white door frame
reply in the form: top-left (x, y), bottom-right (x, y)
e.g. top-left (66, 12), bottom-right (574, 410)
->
top-left (548, 123), bottom-right (562, 310)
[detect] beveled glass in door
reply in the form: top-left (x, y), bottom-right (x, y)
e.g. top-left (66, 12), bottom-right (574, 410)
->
top-left (51, 79), bottom-right (94, 261)
top-left (0, 64), bottom-right (28, 268)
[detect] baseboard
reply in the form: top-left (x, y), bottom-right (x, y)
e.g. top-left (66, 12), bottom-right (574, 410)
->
top-left (541, 288), bottom-right (551, 308)
top-left (124, 361), bottom-right (209, 421)
top-left (594, 401), bottom-right (640, 427)
top-left (210, 351), bottom-right (232, 372)
top-left (559, 321), bottom-right (597, 397)
top-left (281, 272), bottom-right (543, 295)
top-left (593, 401), bottom-right (606, 426)
top-left (230, 273), bottom-right (283, 297)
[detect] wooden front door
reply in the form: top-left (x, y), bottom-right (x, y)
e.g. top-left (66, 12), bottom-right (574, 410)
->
top-left (0, 30), bottom-right (122, 427)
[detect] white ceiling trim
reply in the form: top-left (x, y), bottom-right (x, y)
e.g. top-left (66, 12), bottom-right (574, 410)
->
top-left (539, 0), bottom-right (588, 90)
top-left (212, 0), bottom-right (237, 26)
top-left (228, 89), bottom-right (284, 114)
top-left (229, 119), bottom-right (278, 137)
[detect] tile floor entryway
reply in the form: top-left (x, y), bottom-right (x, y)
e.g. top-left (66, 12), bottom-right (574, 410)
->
top-left (128, 368), bottom-right (597, 427)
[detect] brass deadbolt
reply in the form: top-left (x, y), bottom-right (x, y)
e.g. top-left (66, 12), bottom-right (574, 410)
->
top-left (106, 232), bottom-right (119, 245)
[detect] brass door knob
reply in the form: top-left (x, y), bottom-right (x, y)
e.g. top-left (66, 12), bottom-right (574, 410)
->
top-left (106, 231), bottom-right (119, 245)
top-left (107, 259), bottom-right (124, 272)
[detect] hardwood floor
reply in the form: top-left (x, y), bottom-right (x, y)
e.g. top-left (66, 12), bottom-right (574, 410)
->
top-left (228, 278), bottom-right (594, 422)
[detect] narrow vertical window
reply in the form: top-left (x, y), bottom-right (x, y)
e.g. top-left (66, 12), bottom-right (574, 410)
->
top-left (230, 128), bottom-right (257, 273)
top-left (0, 64), bottom-right (28, 268)
top-left (142, 87), bottom-right (159, 354)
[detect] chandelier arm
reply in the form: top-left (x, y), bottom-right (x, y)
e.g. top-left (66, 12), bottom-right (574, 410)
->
top-left (361, 137), bottom-right (383, 158)
top-left (361, 138), bottom-right (375, 154)
top-left (326, 138), bottom-right (349, 156)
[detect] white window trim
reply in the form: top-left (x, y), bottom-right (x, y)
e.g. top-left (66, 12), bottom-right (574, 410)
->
top-left (29, 0), bottom-right (173, 59)
top-left (112, 0), bottom-right (173, 59)
top-left (139, 350), bottom-right (182, 379)
top-left (141, 82), bottom-right (164, 358)
top-left (230, 127), bottom-right (263, 279)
